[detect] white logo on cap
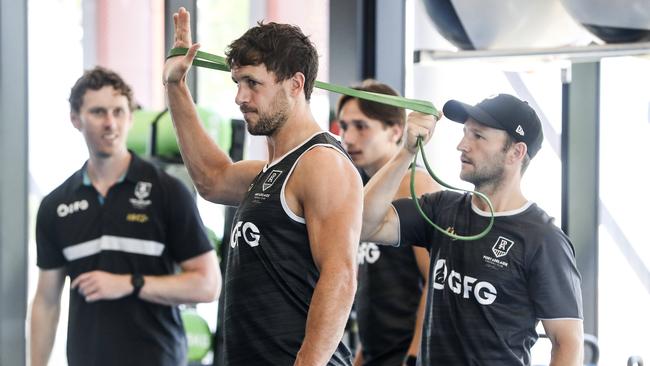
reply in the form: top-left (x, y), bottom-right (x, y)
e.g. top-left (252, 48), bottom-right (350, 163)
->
top-left (515, 125), bottom-right (525, 136)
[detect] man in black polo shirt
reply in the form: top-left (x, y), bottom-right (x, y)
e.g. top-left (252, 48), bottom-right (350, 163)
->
top-left (362, 94), bottom-right (584, 365)
top-left (336, 80), bottom-right (439, 366)
top-left (29, 67), bottom-right (221, 366)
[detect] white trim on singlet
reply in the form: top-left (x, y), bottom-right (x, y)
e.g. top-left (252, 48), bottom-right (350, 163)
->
top-left (471, 200), bottom-right (533, 217)
top-left (62, 235), bottom-right (165, 261)
top-left (537, 317), bottom-right (584, 321)
top-left (389, 203), bottom-right (401, 247)
top-left (280, 141), bottom-right (354, 224)
top-left (264, 131), bottom-right (339, 171)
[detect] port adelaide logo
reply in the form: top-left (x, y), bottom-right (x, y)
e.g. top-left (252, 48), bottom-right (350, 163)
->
top-left (262, 170), bottom-right (283, 191)
top-left (130, 181), bottom-right (152, 209)
top-left (483, 236), bottom-right (515, 269)
top-left (492, 236), bottom-right (514, 258)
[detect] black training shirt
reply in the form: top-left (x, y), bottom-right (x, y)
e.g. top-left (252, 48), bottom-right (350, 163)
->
top-left (355, 170), bottom-right (424, 366)
top-left (36, 153), bottom-right (213, 366)
top-left (393, 191), bottom-right (583, 366)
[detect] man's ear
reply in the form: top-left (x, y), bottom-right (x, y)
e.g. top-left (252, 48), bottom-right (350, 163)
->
top-left (511, 141), bottom-right (528, 163)
top-left (70, 112), bottom-right (81, 130)
top-left (390, 124), bottom-right (404, 144)
top-left (288, 72), bottom-right (305, 97)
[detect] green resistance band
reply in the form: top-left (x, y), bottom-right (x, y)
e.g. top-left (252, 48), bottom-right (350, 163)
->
top-left (168, 47), bottom-right (494, 240)
top-left (411, 137), bottom-right (494, 240)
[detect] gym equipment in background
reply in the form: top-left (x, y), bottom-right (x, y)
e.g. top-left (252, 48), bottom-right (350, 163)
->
top-left (561, 0), bottom-right (650, 43)
top-left (182, 308), bottom-right (212, 364)
top-left (129, 106), bottom-right (231, 163)
top-left (421, 0), bottom-right (589, 50)
top-left (128, 106), bottom-right (232, 192)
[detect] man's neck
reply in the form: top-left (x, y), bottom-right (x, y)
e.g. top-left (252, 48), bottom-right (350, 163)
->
top-left (471, 176), bottom-right (527, 213)
top-left (267, 104), bottom-right (321, 162)
top-left (86, 150), bottom-right (132, 196)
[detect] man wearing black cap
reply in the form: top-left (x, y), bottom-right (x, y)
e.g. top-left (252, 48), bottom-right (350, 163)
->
top-left (361, 94), bottom-right (584, 366)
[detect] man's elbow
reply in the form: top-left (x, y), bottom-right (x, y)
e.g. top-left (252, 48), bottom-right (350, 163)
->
top-left (194, 276), bottom-right (220, 303)
top-left (334, 263), bottom-right (357, 299)
top-left (195, 183), bottom-right (220, 203)
top-left (550, 332), bottom-right (584, 365)
top-left (209, 271), bottom-right (223, 301)
top-left (193, 264), bottom-right (222, 303)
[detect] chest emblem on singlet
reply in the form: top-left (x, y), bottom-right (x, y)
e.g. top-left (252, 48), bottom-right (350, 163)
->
top-left (491, 236), bottom-right (514, 258)
top-left (129, 181), bottom-right (152, 209)
top-left (262, 170), bottom-right (283, 191)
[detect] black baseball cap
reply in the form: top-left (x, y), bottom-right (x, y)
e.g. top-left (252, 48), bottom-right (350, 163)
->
top-left (443, 94), bottom-right (544, 158)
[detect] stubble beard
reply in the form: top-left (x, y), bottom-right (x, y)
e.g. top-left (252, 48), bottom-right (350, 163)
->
top-left (246, 91), bottom-right (290, 136)
top-left (460, 152), bottom-right (506, 192)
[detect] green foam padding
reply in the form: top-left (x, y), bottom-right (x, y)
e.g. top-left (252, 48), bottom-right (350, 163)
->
top-left (128, 106), bottom-right (232, 159)
top-left (181, 309), bottom-right (212, 361)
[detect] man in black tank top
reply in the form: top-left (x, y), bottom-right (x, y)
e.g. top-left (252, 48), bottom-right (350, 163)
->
top-left (165, 8), bottom-right (362, 365)
top-left (361, 94), bottom-right (584, 365)
top-left (336, 80), bottom-right (440, 366)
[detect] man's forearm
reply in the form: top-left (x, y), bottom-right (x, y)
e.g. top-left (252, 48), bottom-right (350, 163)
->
top-left (406, 286), bottom-right (427, 358)
top-left (30, 298), bottom-right (61, 366)
top-left (362, 148), bottom-right (414, 240)
top-left (353, 347), bottom-right (364, 366)
top-left (295, 270), bottom-right (356, 366)
top-left (165, 83), bottom-right (233, 200)
top-left (139, 269), bottom-right (219, 306)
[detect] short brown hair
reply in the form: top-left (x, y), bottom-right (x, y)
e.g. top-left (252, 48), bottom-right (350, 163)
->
top-left (69, 66), bottom-right (135, 113)
top-left (336, 79), bottom-right (406, 141)
top-left (226, 22), bottom-right (319, 101)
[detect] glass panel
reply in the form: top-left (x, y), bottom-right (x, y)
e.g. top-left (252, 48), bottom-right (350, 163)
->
top-left (193, 2), bottom-right (251, 363)
top-left (598, 56), bottom-right (650, 364)
top-left (28, 1), bottom-right (84, 365)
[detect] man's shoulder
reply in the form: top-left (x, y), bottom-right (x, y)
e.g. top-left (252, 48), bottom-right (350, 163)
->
top-left (40, 169), bottom-right (84, 207)
top-left (519, 203), bottom-right (563, 233)
top-left (421, 190), bottom-right (465, 206)
top-left (516, 203), bottom-right (574, 253)
top-left (299, 141), bottom-right (355, 173)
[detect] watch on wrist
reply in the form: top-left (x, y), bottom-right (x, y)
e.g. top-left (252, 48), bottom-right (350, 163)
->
top-left (131, 274), bottom-right (145, 297)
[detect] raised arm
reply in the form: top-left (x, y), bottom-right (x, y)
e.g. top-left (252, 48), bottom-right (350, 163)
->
top-left (362, 112), bottom-right (438, 244)
top-left (292, 148), bottom-right (363, 366)
top-left (163, 7), bottom-right (263, 205)
top-left (30, 268), bottom-right (66, 366)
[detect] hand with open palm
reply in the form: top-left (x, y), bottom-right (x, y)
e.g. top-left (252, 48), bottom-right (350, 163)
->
top-left (163, 7), bottom-right (201, 86)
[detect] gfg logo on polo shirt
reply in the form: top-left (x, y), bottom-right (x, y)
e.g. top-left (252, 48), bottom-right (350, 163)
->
top-left (432, 259), bottom-right (497, 305)
top-left (57, 200), bottom-right (89, 217)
